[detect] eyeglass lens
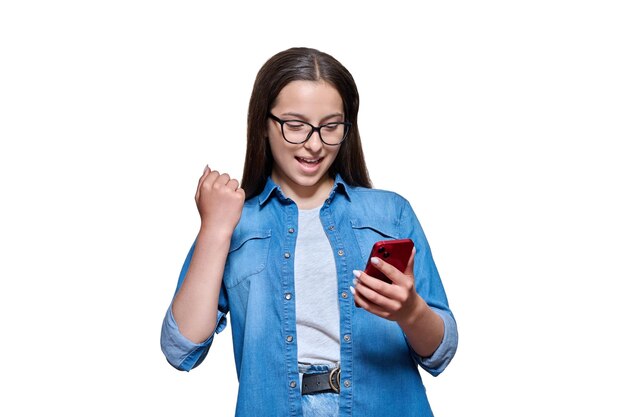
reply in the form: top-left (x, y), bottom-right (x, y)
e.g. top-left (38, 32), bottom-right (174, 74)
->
top-left (282, 120), bottom-right (348, 145)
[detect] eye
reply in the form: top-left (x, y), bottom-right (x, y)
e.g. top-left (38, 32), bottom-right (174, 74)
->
top-left (285, 121), bottom-right (306, 130)
top-left (322, 123), bottom-right (341, 131)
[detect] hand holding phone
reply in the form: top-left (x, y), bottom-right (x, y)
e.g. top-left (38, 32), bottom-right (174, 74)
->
top-left (363, 239), bottom-right (414, 284)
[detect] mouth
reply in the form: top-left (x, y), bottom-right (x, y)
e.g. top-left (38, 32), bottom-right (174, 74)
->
top-left (295, 156), bottom-right (324, 167)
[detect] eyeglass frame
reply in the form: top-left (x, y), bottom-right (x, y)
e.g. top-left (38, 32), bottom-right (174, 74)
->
top-left (267, 113), bottom-right (352, 146)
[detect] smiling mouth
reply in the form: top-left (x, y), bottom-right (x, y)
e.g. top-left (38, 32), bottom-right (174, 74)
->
top-left (295, 156), bottom-right (323, 166)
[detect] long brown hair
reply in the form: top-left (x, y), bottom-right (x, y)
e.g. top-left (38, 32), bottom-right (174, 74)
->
top-left (241, 47), bottom-right (372, 198)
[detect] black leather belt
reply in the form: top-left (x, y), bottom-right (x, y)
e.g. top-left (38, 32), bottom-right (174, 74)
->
top-left (301, 367), bottom-right (341, 395)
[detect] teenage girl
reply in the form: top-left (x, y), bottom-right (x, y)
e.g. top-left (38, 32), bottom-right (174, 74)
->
top-left (161, 47), bottom-right (458, 417)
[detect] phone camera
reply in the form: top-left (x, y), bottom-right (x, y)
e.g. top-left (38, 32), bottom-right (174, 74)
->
top-left (378, 247), bottom-right (385, 253)
top-left (383, 251), bottom-right (390, 258)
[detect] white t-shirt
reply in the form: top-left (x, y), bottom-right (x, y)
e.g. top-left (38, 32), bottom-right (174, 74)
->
top-left (294, 206), bottom-right (340, 366)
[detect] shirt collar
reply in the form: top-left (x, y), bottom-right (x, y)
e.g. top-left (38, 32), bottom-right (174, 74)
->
top-left (257, 176), bottom-right (281, 206)
top-left (257, 174), bottom-right (352, 206)
top-left (329, 174), bottom-right (352, 202)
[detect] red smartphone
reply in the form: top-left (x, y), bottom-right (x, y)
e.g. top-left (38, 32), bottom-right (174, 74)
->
top-left (364, 238), bottom-right (414, 284)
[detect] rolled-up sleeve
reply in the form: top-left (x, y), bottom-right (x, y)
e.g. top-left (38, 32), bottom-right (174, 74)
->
top-left (399, 196), bottom-right (459, 376)
top-left (160, 241), bottom-right (229, 371)
top-left (409, 307), bottom-right (458, 376)
top-left (160, 305), bottom-right (228, 371)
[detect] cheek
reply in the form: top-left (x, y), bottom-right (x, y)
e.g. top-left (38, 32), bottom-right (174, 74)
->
top-left (326, 147), bottom-right (341, 164)
top-left (267, 135), bottom-right (291, 162)
top-left (267, 142), bottom-right (280, 163)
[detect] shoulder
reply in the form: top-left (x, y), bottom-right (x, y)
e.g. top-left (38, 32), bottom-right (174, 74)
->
top-left (230, 198), bottom-right (272, 241)
top-left (345, 185), bottom-right (412, 216)
top-left (233, 199), bottom-right (261, 227)
top-left (343, 186), bottom-right (419, 249)
top-left (349, 186), bottom-right (408, 200)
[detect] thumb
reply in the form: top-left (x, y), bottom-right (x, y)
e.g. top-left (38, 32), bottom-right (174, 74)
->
top-left (404, 247), bottom-right (416, 276)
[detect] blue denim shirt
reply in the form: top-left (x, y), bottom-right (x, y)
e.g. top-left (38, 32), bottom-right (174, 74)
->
top-left (161, 175), bottom-right (458, 416)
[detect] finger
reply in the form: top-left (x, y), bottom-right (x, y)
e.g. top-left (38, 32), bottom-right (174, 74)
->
top-left (353, 279), bottom-right (399, 312)
top-left (196, 165), bottom-right (211, 187)
top-left (196, 171), bottom-right (220, 203)
top-left (362, 302), bottom-right (393, 320)
top-left (195, 165), bottom-right (213, 200)
top-left (369, 256), bottom-right (408, 286)
top-left (225, 178), bottom-right (240, 191)
top-left (198, 171), bottom-right (220, 190)
top-left (215, 173), bottom-right (231, 186)
top-left (351, 286), bottom-right (392, 319)
top-left (351, 285), bottom-right (370, 310)
top-left (354, 270), bottom-right (398, 300)
top-left (403, 247), bottom-right (416, 276)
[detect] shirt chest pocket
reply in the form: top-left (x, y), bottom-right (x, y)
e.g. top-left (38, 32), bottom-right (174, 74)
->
top-left (350, 219), bottom-right (400, 263)
top-left (223, 229), bottom-right (272, 289)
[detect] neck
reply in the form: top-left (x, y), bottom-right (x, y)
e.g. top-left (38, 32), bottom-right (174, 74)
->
top-left (271, 173), bottom-right (334, 210)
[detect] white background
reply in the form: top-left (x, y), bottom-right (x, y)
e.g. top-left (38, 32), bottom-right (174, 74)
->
top-left (1, 1), bottom-right (624, 415)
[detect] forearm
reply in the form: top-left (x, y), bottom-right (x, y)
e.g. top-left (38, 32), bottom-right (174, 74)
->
top-left (171, 227), bottom-right (231, 344)
top-left (398, 296), bottom-right (445, 358)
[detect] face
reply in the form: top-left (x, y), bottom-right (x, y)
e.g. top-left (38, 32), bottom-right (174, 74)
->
top-left (267, 80), bottom-right (344, 198)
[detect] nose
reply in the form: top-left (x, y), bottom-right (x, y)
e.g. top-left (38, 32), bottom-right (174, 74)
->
top-left (303, 129), bottom-right (323, 153)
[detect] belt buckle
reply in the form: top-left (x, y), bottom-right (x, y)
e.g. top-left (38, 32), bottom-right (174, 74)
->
top-left (329, 367), bottom-right (341, 393)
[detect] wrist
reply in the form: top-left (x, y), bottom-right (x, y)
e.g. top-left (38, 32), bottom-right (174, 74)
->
top-left (197, 224), bottom-right (234, 244)
top-left (398, 296), bottom-right (428, 330)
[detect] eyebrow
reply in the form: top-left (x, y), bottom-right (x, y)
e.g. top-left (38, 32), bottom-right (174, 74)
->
top-left (280, 112), bottom-right (345, 123)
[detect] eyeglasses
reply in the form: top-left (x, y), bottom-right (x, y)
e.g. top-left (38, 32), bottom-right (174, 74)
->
top-left (268, 113), bottom-right (351, 146)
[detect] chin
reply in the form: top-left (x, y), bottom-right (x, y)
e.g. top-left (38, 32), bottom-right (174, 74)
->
top-left (293, 174), bottom-right (324, 187)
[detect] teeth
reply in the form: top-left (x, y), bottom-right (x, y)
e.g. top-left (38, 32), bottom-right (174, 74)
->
top-left (299, 157), bottom-right (320, 163)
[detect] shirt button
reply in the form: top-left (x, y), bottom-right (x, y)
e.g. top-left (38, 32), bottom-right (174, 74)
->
top-left (284, 252), bottom-right (291, 259)
top-left (343, 334), bottom-right (351, 342)
top-left (286, 335), bottom-right (293, 343)
top-left (341, 292), bottom-right (348, 299)
top-left (338, 249), bottom-right (345, 256)
top-left (290, 381), bottom-right (297, 388)
top-left (328, 225), bottom-right (335, 231)
top-left (285, 293), bottom-right (292, 300)
top-left (343, 379), bottom-right (351, 388)
top-left (288, 227), bottom-right (295, 233)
